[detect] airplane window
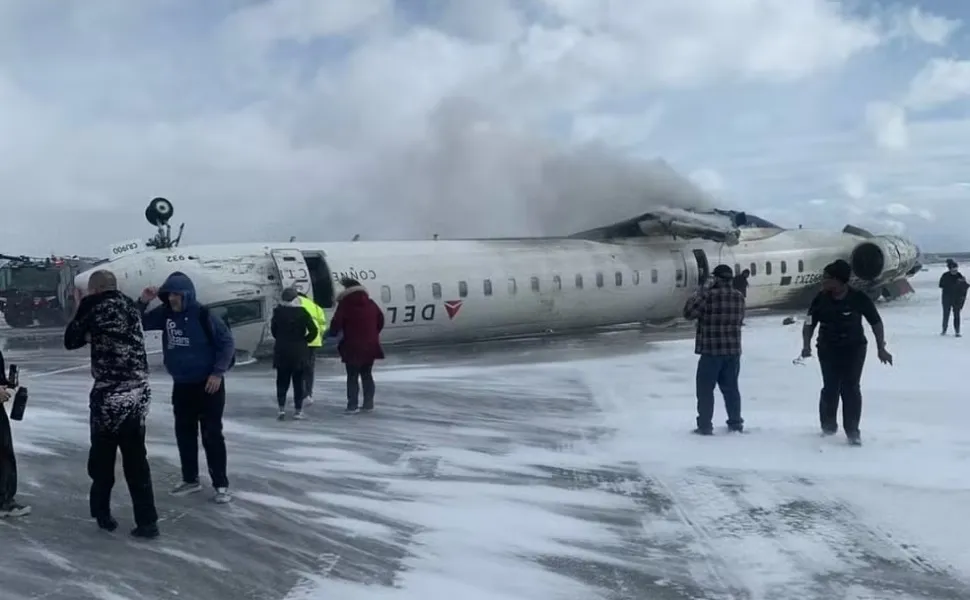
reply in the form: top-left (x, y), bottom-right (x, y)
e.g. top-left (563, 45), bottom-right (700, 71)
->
top-left (615, 271), bottom-right (622, 286)
top-left (651, 269), bottom-right (658, 283)
top-left (596, 272), bottom-right (604, 288)
top-left (575, 274), bottom-right (583, 289)
top-left (530, 276), bottom-right (539, 292)
top-left (797, 260), bottom-right (804, 273)
top-left (405, 284), bottom-right (415, 302)
top-left (750, 262), bottom-right (757, 276)
top-left (632, 270), bottom-right (640, 285)
top-left (380, 285), bottom-right (391, 303)
top-left (552, 275), bottom-right (562, 290)
top-left (676, 269), bottom-right (684, 282)
top-left (432, 282), bottom-right (442, 299)
top-left (206, 299), bottom-right (263, 328)
top-left (483, 279), bottom-right (492, 296)
top-left (765, 262), bottom-right (772, 275)
top-left (458, 281), bottom-right (468, 298)
top-left (508, 278), bottom-right (517, 294)
top-left (780, 261), bottom-right (787, 274)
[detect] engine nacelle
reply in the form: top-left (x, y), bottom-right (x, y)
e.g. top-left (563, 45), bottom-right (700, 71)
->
top-left (850, 235), bottom-right (920, 283)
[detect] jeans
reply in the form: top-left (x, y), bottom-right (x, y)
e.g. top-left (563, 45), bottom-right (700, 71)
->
top-left (943, 299), bottom-right (962, 334)
top-left (346, 363), bottom-right (375, 410)
top-left (695, 354), bottom-right (743, 431)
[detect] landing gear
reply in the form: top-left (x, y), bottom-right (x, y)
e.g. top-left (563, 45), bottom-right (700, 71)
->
top-left (144, 197), bottom-right (184, 249)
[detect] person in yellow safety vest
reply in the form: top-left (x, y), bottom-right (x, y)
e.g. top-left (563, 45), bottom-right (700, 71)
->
top-left (297, 292), bottom-right (327, 405)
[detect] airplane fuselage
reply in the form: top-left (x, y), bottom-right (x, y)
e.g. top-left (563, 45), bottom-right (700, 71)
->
top-left (80, 226), bottom-right (920, 360)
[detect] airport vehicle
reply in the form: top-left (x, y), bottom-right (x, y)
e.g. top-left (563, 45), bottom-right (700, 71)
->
top-left (75, 197), bottom-right (922, 360)
top-left (0, 254), bottom-right (98, 328)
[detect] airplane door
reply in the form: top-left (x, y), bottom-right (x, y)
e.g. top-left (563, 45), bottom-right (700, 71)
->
top-left (671, 250), bottom-right (688, 288)
top-left (692, 249), bottom-right (710, 285)
top-left (269, 249), bottom-right (313, 297)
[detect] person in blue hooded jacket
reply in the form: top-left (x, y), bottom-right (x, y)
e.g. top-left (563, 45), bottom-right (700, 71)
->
top-left (136, 271), bottom-right (235, 504)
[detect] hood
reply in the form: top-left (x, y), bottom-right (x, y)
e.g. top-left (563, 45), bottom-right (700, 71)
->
top-left (158, 271), bottom-right (198, 307)
top-left (337, 285), bottom-right (368, 304)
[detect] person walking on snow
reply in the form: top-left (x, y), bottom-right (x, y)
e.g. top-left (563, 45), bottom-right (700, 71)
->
top-left (939, 258), bottom-right (968, 337)
top-left (296, 291), bottom-right (326, 405)
top-left (64, 269), bottom-right (159, 538)
top-left (327, 278), bottom-right (385, 414)
top-left (801, 259), bottom-right (892, 446)
top-left (0, 349), bottom-right (29, 519)
top-left (137, 271), bottom-right (236, 504)
top-left (271, 287), bottom-right (318, 420)
top-left (683, 264), bottom-right (746, 435)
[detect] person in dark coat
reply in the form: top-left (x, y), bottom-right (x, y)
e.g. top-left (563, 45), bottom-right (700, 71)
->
top-left (732, 269), bottom-right (750, 298)
top-left (939, 259), bottom-right (968, 337)
top-left (64, 269), bottom-right (159, 538)
top-left (801, 259), bottom-right (893, 446)
top-left (0, 349), bottom-right (29, 518)
top-left (327, 278), bottom-right (385, 414)
top-left (271, 287), bottom-right (318, 420)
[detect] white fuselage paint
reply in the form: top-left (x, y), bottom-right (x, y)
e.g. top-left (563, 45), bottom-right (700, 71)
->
top-left (75, 227), bottom-right (916, 359)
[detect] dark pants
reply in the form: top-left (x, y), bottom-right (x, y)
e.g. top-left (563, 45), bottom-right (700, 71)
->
top-left (818, 345), bottom-right (866, 435)
top-left (172, 381), bottom-right (228, 488)
top-left (303, 350), bottom-right (317, 397)
top-left (942, 299), bottom-right (962, 333)
top-left (346, 363), bottom-right (375, 410)
top-left (88, 412), bottom-right (157, 527)
top-left (695, 354), bottom-right (742, 431)
top-left (0, 407), bottom-right (17, 505)
top-left (276, 368), bottom-right (306, 411)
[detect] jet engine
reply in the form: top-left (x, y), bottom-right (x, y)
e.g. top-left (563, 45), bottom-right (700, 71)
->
top-left (849, 234), bottom-right (921, 283)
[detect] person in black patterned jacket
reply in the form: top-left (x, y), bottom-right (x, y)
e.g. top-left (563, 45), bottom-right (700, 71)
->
top-left (683, 264), bottom-right (746, 436)
top-left (64, 269), bottom-right (159, 539)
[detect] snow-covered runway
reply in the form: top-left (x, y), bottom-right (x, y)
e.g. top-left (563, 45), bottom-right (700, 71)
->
top-left (0, 266), bottom-right (967, 600)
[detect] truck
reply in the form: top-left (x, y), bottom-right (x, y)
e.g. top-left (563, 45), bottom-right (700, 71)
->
top-left (0, 254), bottom-right (100, 328)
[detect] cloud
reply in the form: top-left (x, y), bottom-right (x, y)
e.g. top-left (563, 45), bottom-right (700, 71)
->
top-left (904, 58), bottom-right (970, 110)
top-left (0, 0), bottom-right (965, 257)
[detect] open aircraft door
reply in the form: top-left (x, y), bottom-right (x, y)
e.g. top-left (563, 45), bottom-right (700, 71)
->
top-left (269, 249), bottom-right (313, 298)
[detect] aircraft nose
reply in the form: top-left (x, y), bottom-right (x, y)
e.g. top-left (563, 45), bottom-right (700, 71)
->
top-left (74, 268), bottom-right (92, 295)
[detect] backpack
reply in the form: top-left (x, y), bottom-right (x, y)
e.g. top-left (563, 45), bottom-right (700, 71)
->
top-left (161, 306), bottom-right (236, 370)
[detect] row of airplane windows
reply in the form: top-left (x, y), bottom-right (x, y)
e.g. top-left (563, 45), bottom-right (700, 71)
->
top-left (376, 258), bottom-right (807, 303)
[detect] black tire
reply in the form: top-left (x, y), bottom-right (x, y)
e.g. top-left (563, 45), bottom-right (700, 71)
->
top-left (145, 197), bottom-right (174, 226)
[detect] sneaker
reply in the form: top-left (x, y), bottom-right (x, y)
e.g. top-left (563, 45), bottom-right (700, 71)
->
top-left (213, 487), bottom-right (232, 504)
top-left (361, 406), bottom-right (374, 413)
top-left (277, 410), bottom-right (285, 421)
top-left (957, 332), bottom-right (962, 338)
top-left (846, 432), bottom-right (862, 446)
top-left (96, 515), bottom-right (118, 531)
top-left (821, 428), bottom-right (837, 436)
top-left (293, 410), bottom-right (305, 420)
top-left (344, 408), bottom-right (360, 415)
top-left (0, 501), bottom-right (31, 518)
top-left (131, 524), bottom-right (160, 539)
top-left (170, 481), bottom-right (203, 496)
top-left (691, 427), bottom-right (713, 436)
top-left (304, 395), bottom-right (314, 406)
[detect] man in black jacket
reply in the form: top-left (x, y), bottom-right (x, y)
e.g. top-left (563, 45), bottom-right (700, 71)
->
top-left (64, 269), bottom-right (159, 538)
top-left (939, 259), bottom-right (968, 337)
top-left (801, 260), bottom-right (893, 446)
top-left (271, 287), bottom-right (318, 421)
top-left (0, 349), bottom-right (29, 518)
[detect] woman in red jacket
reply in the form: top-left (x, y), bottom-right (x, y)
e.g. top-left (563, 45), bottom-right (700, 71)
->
top-left (328, 278), bottom-right (385, 413)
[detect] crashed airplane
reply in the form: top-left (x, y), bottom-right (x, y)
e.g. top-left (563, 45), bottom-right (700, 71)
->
top-left (76, 196), bottom-right (922, 361)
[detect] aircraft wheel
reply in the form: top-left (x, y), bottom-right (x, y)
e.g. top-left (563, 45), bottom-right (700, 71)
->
top-left (145, 197), bottom-right (174, 226)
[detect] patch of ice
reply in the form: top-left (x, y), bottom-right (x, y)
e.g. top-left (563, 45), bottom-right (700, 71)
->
top-left (147, 546), bottom-right (230, 572)
top-left (29, 546), bottom-right (77, 572)
top-left (233, 490), bottom-right (329, 514)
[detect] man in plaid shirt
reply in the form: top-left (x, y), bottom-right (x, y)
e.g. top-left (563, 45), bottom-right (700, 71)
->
top-left (683, 264), bottom-right (746, 435)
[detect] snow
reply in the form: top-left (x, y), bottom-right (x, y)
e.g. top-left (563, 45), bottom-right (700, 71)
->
top-left (4, 264), bottom-right (969, 600)
top-left (286, 264), bottom-right (970, 599)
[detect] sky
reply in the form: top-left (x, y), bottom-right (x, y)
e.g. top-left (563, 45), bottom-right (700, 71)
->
top-left (1, 0), bottom-right (969, 256)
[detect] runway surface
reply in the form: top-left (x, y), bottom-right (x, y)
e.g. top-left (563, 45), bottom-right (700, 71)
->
top-left (1, 266), bottom-right (969, 600)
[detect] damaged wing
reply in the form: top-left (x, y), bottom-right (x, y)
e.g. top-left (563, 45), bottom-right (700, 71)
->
top-left (569, 207), bottom-right (748, 245)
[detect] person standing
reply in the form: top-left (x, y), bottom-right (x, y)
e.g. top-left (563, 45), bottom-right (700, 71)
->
top-left (0, 349), bottom-right (29, 519)
top-left (939, 259), bottom-right (968, 337)
top-left (64, 270), bottom-right (159, 538)
top-left (328, 278), bottom-right (385, 414)
top-left (801, 259), bottom-right (893, 446)
top-left (137, 271), bottom-right (235, 504)
top-left (296, 291), bottom-right (326, 405)
top-left (733, 269), bottom-right (750, 298)
top-left (271, 288), bottom-right (318, 420)
top-left (682, 264), bottom-right (746, 435)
